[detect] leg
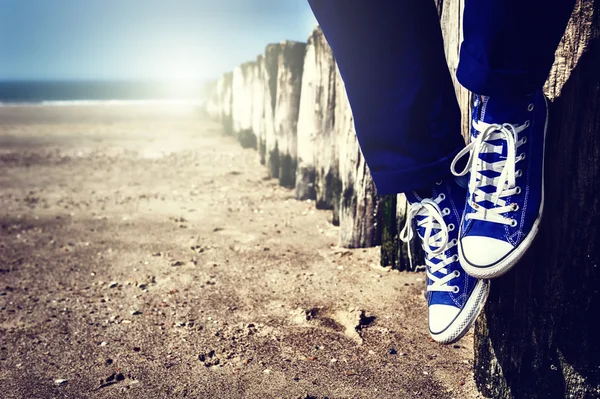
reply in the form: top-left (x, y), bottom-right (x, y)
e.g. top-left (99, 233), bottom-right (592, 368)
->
top-left (309, 0), bottom-right (488, 344)
top-left (308, 0), bottom-right (463, 195)
top-left (452, 0), bottom-right (576, 277)
top-left (457, 0), bottom-right (576, 96)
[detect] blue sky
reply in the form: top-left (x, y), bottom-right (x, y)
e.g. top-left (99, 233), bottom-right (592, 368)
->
top-left (0, 0), bottom-right (317, 81)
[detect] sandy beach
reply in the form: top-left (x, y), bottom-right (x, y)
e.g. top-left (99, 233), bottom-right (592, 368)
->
top-left (0, 104), bottom-right (482, 399)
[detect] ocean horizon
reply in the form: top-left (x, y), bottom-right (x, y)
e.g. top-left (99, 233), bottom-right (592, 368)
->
top-left (0, 79), bottom-right (210, 106)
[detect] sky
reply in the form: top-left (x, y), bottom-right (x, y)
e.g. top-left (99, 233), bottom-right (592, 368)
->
top-left (0, 0), bottom-right (317, 81)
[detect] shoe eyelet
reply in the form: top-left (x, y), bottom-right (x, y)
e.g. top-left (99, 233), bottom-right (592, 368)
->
top-left (510, 219), bottom-right (518, 228)
top-left (442, 208), bottom-right (451, 216)
top-left (435, 180), bottom-right (443, 186)
top-left (451, 239), bottom-right (458, 245)
top-left (520, 153), bottom-right (527, 161)
top-left (454, 270), bottom-right (461, 277)
top-left (524, 120), bottom-right (530, 128)
top-left (438, 193), bottom-right (446, 201)
top-left (515, 169), bottom-right (523, 178)
top-left (528, 103), bottom-right (534, 112)
top-left (452, 286), bottom-right (460, 294)
top-left (511, 203), bottom-right (519, 211)
top-left (448, 223), bottom-right (455, 231)
top-left (515, 186), bottom-right (522, 195)
top-left (522, 136), bottom-right (527, 144)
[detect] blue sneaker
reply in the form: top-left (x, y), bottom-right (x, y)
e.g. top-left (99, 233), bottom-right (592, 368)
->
top-left (451, 91), bottom-right (548, 278)
top-left (400, 179), bottom-right (489, 344)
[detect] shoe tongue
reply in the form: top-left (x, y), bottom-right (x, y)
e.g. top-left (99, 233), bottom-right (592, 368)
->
top-left (404, 191), bottom-right (421, 204)
top-left (405, 188), bottom-right (433, 205)
top-left (477, 94), bottom-right (531, 125)
top-left (406, 180), bottom-right (466, 207)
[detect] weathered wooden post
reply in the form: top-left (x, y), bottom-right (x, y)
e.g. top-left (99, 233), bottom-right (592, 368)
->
top-left (296, 27), bottom-right (338, 207)
top-left (470, 1), bottom-right (600, 397)
top-left (221, 72), bottom-right (234, 136)
top-left (260, 44), bottom-right (279, 167)
top-left (380, 193), bottom-right (426, 272)
top-left (335, 68), bottom-right (381, 248)
top-left (379, 195), bottom-right (398, 267)
top-left (251, 55), bottom-right (265, 158)
top-left (232, 61), bottom-right (258, 148)
top-left (432, 0), bottom-right (600, 396)
top-left (205, 71), bottom-right (233, 135)
top-left (273, 41), bottom-right (306, 187)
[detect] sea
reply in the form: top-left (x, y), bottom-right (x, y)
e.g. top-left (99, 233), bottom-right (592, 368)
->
top-left (0, 80), bottom-right (209, 106)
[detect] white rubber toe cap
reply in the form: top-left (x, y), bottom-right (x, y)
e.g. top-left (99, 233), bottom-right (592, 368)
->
top-left (461, 236), bottom-right (514, 267)
top-left (429, 304), bottom-right (460, 334)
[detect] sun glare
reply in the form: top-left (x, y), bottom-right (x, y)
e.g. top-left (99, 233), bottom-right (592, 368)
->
top-left (144, 52), bottom-right (207, 99)
top-left (162, 59), bottom-right (201, 81)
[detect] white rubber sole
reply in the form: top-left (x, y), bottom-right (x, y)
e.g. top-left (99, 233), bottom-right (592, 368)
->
top-left (458, 97), bottom-right (548, 279)
top-left (430, 279), bottom-right (490, 344)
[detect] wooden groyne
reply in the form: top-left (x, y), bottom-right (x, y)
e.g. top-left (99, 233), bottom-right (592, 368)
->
top-left (206, 33), bottom-right (421, 257)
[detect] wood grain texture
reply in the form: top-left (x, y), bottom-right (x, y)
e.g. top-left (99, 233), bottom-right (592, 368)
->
top-left (251, 55), bottom-right (265, 160)
top-left (296, 27), bottom-right (338, 211)
top-left (335, 67), bottom-right (380, 248)
top-left (439, 0), bottom-right (471, 142)
top-left (232, 61), bottom-right (258, 148)
top-left (262, 44), bottom-right (281, 174)
top-left (273, 41), bottom-right (306, 187)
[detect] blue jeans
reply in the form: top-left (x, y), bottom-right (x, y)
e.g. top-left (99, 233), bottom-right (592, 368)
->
top-left (307, 0), bottom-right (575, 195)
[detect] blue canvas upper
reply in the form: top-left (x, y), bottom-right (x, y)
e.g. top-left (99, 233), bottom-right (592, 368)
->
top-left (404, 180), bottom-right (478, 309)
top-left (455, 91), bottom-right (547, 258)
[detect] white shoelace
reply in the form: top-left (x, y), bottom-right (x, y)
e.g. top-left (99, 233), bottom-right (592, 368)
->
top-left (450, 121), bottom-right (528, 226)
top-left (400, 196), bottom-right (459, 293)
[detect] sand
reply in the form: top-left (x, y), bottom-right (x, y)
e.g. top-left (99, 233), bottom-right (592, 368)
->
top-left (0, 104), bottom-right (483, 398)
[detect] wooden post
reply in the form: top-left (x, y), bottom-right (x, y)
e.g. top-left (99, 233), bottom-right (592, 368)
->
top-left (264, 44), bottom-right (282, 178)
top-left (251, 55), bottom-right (265, 160)
top-left (273, 41), bottom-right (306, 188)
top-left (205, 71), bottom-right (233, 135)
top-left (232, 61), bottom-right (258, 148)
top-left (260, 44), bottom-right (279, 168)
top-left (221, 72), bottom-right (234, 136)
top-left (335, 67), bottom-right (380, 248)
top-left (379, 195), bottom-right (398, 267)
top-left (296, 27), bottom-right (337, 205)
top-left (472, 1), bottom-right (600, 397)
top-left (438, 0), bottom-right (471, 138)
top-left (380, 193), bottom-right (426, 271)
